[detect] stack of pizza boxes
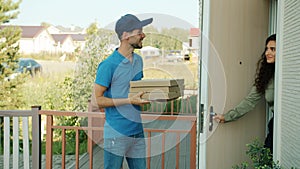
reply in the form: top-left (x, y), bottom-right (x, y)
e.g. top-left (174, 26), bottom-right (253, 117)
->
top-left (129, 79), bottom-right (184, 101)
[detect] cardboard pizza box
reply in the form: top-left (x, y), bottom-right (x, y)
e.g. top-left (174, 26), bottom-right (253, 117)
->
top-left (129, 86), bottom-right (181, 93)
top-left (128, 91), bottom-right (181, 101)
top-left (130, 79), bottom-right (184, 87)
top-left (129, 79), bottom-right (184, 101)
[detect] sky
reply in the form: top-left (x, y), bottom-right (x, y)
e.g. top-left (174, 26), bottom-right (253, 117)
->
top-left (10, 0), bottom-right (199, 29)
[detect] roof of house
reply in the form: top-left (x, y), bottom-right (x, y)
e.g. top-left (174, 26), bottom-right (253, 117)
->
top-left (189, 28), bottom-right (200, 37)
top-left (56, 25), bottom-right (85, 33)
top-left (70, 34), bottom-right (86, 41)
top-left (0, 25), bottom-right (46, 38)
top-left (19, 26), bottom-right (46, 38)
top-left (51, 34), bottom-right (72, 43)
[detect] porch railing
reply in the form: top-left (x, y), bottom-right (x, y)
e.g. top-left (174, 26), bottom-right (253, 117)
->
top-left (40, 110), bottom-right (197, 169)
top-left (0, 106), bottom-right (41, 169)
top-left (0, 95), bottom-right (197, 169)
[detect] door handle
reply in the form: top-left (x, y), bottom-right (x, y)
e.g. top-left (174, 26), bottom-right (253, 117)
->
top-left (209, 106), bottom-right (216, 131)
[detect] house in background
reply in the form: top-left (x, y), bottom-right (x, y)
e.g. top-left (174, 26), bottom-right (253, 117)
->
top-left (189, 28), bottom-right (200, 51)
top-left (55, 25), bottom-right (86, 34)
top-left (1, 25), bottom-right (87, 55)
top-left (70, 34), bottom-right (86, 52)
top-left (46, 25), bottom-right (61, 34)
top-left (51, 34), bottom-right (75, 54)
top-left (140, 46), bottom-right (160, 59)
top-left (184, 28), bottom-right (200, 62)
top-left (48, 25), bottom-right (87, 53)
top-left (18, 26), bottom-right (56, 54)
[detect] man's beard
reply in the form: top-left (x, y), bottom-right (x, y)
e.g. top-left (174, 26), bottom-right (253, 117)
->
top-left (130, 42), bottom-right (143, 49)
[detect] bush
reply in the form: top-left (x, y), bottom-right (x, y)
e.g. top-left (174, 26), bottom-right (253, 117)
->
top-left (233, 139), bottom-right (295, 169)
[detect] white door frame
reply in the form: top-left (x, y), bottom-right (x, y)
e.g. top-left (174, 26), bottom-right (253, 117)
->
top-left (198, 0), bottom-right (210, 168)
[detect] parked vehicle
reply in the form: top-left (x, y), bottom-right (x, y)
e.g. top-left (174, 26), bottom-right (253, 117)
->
top-left (17, 58), bottom-right (42, 75)
top-left (165, 50), bottom-right (183, 62)
top-left (3, 58), bottom-right (42, 81)
top-left (184, 53), bottom-right (190, 61)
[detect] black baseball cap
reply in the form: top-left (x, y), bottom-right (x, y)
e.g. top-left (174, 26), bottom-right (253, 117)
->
top-left (115, 14), bottom-right (153, 40)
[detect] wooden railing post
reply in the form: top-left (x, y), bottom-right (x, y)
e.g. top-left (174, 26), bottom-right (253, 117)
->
top-left (13, 116), bottom-right (19, 169)
top-left (87, 115), bottom-right (94, 169)
top-left (22, 117), bottom-right (30, 169)
top-left (3, 117), bottom-right (10, 169)
top-left (31, 106), bottom-right (42, 169)
top-left (46, 113), bottom-right (53, 169)
top-left (190, 120), bottom-right (197, 169)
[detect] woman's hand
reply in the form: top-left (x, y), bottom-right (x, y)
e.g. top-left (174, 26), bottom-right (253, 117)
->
top-left (129, 91), bottom-right (150, 106)
top-left (213, 114), bottom-right (225, 123)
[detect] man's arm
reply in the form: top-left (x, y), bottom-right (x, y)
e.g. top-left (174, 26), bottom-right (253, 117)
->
top-left (94, 83), bottom-right (150, 108)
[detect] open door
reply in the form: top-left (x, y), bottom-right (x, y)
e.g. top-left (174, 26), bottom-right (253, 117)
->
top-left (198, 0), bottom-right (270, 168)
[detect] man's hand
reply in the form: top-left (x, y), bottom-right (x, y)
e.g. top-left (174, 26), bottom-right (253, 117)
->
top-left (129, 91), bottom-right (150, 105)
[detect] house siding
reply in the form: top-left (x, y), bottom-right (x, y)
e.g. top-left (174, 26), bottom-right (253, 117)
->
top-left (19, 28), bottom-right (55, 54)
top-left (275, 0), bottom-right (300, 168)
top-left (60, 36), bottom-right (75, 53)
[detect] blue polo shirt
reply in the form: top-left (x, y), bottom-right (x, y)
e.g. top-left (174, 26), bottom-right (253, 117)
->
top-left (95, 49), bottom-right (144, 138)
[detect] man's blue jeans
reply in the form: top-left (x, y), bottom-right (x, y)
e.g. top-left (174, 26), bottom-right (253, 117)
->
top-left (104, 132), bottom-right (146, 169)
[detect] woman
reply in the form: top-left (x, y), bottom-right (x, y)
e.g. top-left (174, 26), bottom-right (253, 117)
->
top-left (213, 34), bottom-right (276, 153)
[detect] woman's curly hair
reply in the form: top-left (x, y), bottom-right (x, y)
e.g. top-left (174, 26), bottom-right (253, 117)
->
top-left (254, 34), bottom-right (276, 94)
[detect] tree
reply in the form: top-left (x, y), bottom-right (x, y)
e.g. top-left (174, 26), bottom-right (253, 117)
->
top-left (143, 25), bottom-right (159, 34)
top-left (46, 24), bottom-right (115, 145)
top-left (161, 27), bottom-right (189, 42)
top-left (40, 22), bottom-right (51, 28)
top-left (0, 0), bottom-right (22, 155)
top-left (72, 24), bottom-right (115, 112)
top-left (142, 27), bottom-right (188, 51)
top-left (86, 22), bottom-right (99, 35)
top-left (0, 0), bottom-right (23, 110)
top-left (143, 32), bottom-right (183, 50)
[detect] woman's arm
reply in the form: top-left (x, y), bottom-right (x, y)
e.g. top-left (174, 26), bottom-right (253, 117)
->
top-left (214, 86), bottom-right (263, 123)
